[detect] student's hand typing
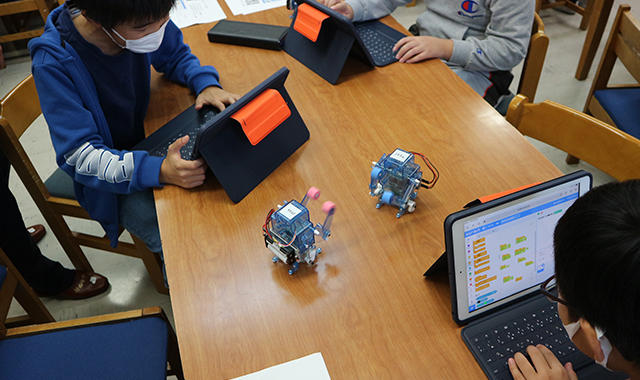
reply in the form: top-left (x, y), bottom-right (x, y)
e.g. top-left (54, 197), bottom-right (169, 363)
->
top-left (392, 36), bottom-right (453, 63)
top-left (317, 0), bottom-right (354, 19)
top-left (159, 135), bottom-right (207, 189)
top-left (508, 345), bottom-right (578, 380)
top-left (195, 86), bottom-right (239, 111)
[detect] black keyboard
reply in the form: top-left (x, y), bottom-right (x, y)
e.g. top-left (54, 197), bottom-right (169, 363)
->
top-left (463, 294), bottom-right (595, 380)
top-left (149, 127), bottom-right (199, 160)
top-left (354, 21), bottom-right (405, 67)
top-left (132, 106), bottom-right (219, 161)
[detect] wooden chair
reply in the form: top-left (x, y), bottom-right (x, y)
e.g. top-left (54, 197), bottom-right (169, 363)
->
top-left (517, 13), bottom-right (549, 102)
top-left (0, 75), bottom-right (169, 294)
top-left (0, 247), bottom-right (54, 337)
top-left (574, 0), bottom-right (614, 80)
top-left (0, 307), bottom-right (184, 379)
top-left (0, 0), bottom-right (57, 45)
top-left (536, 0), bottom-right (592, 30)
top-left (584, 5), bottom-right (640, 140)
top-left (537, 0), bottom-right (616, 80)
top-left (507, 94), bottom-right (640, 181)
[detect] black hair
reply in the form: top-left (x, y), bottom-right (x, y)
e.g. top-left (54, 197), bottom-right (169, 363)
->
top-left (69, 0), bottom-right (176, 29)
top-left (554, 180), bottom-right (640, 365)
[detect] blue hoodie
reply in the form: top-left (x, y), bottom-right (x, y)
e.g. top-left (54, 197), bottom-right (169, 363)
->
top-left (29, 5), bottom-right (220, 246)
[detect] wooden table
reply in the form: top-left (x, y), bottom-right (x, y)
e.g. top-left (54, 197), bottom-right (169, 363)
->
top-left (145, 6), bottom-right (562, 379)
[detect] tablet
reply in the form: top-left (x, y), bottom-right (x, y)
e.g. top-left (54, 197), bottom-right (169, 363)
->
top-left (444, 171), bottom-right (592, 324)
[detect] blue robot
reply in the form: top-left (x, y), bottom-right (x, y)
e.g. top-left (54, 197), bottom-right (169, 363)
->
top-left (369, 148), bottom-right (439, 218)
top-left (263, 187), bottom-right (336, 275)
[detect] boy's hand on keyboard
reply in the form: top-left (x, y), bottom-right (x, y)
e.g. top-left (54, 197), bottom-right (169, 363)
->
top-left (195, 86), bottom-right (239, 112)
top-left (508, 345), bottom-right (578, 380)
top-left (393, 36), bottom-right (453, 63)
top-left (159, 135), bottom-right (207, 189)
top-left (318, 0), bottom-right (354, 19)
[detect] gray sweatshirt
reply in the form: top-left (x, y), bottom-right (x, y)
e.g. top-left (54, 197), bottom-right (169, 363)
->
top-left (345, 0), bottom-right (534, 72)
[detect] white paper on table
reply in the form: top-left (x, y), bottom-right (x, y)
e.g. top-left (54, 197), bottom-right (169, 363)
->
top-left (225, 0), bottom-right (286, 15)
top-left (224, 0), bottom-right (252, 15)
top-left (231, 352), bottom-right (332, 380)
top-left (170, 0), bottom-right (226, 29)
top-left (242, 0), bottom-right (286, 15)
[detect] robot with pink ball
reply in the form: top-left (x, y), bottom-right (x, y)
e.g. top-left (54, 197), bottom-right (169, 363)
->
top-left (262, 187), bottom-right (336, 275)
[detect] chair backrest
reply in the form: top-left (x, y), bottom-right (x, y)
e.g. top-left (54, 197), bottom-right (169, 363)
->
top-left (1, 306), bottom-right (183, 379)
top-left (0, 76), bottom-right (42, 140)
top-left (517, 13), bottom-right (549, 102)
top-left (0, 248), bottom-right (53, 334)
top-left (0, 0), bottom-right (53, 44)
top-left (0, 76), bottom-right (53, 205)
top-left (507, 94), bottom-right (640, 181)
top-left (587, 5), bottom-right (640, 95)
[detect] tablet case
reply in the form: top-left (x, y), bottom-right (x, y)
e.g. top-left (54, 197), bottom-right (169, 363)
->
top-left (207, 20), bottom-right (288, 50)
top-left (282, 0), bottom-right (374, 84)
top-left (196, 67), bottom-right (310, 203)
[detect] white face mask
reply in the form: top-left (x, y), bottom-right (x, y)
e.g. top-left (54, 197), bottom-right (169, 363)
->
top-left (595, 327), bottom-right (613, 370)
top-left (103, 19), bottom-right (169, 53)
top-left (562, 321), bottom-right (613, 370)
top-left (563, 320), bottom-right (581, 339)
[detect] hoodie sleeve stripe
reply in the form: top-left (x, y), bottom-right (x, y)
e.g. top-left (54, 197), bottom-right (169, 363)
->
top-left (64, 142), bottom-right (134, 184)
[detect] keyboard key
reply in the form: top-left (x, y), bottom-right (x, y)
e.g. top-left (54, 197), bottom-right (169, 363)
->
top-left (463, 297), bottom-right (596, 380)
top-left (354, 24), bottom-right (398, 66)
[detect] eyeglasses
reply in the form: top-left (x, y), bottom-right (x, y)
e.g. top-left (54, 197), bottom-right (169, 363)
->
top-left (540, 275), bottom-right (569, 306)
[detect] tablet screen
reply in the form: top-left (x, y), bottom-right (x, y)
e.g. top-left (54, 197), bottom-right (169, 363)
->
top-left (448, 172), bottom-right (592, 323)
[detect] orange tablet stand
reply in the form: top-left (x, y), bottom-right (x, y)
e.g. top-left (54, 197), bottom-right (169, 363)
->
top-left (231, 89), bottom-right (292, 146)
top-left (293, 3), bottom-right (329, 42)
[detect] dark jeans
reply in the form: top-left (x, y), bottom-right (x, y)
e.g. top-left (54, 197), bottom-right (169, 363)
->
top-left (0, 151), bottom-right (74, 296)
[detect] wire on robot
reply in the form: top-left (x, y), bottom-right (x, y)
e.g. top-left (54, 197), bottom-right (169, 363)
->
top-left (411, 151), bottom-right (440, 189)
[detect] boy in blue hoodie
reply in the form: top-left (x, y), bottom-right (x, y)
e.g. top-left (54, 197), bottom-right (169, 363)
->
top-left (28, 0), bottom-right (237, 272)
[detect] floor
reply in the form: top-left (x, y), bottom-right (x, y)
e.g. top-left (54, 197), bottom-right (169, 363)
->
top-left (1, 0), bottom-right (636, 346)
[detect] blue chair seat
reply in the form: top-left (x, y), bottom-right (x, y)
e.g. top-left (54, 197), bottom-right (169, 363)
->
top-left (594, 87), bottom-right (640, 139)
top-left (0, 316), bottom-right (168, 380)
top-left (44, 168), bottom-right (76, 200)
top-left (0, 266), bottom-right (6, 288)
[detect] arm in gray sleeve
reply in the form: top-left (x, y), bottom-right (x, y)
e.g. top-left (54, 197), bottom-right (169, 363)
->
top-left (448, 0), bottom-right (534, 72)
top-left (345, 0), bottom-right (411, 21)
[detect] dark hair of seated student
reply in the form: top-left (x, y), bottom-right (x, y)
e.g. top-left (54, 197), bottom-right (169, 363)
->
top-left (554, 179), bottom-right (640, 375)
top-left (68, 0), bottom-right (177, 29)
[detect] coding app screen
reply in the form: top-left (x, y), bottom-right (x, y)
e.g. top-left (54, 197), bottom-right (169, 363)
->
top-left (464, 183), bottom-right (580, 313)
